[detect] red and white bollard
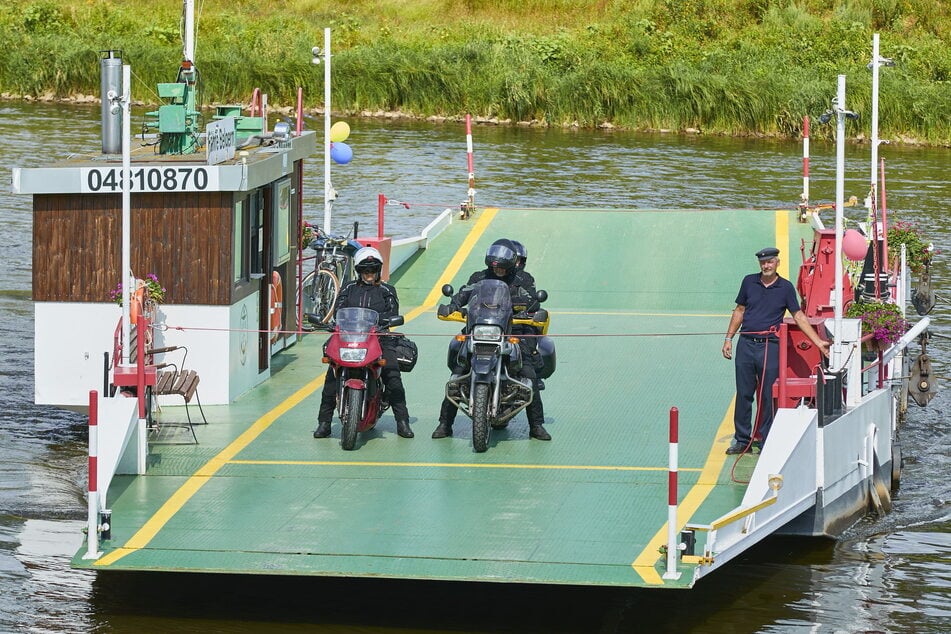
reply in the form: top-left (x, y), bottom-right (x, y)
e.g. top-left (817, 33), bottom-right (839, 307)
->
top-left (83, 390), bottom-right (102, 559)
top-left (802, 115), bottom-right (810, 205)
top-left (463, 114), bottom-right (475, 218)
top-left (663, 406), bottom-right (681, 580)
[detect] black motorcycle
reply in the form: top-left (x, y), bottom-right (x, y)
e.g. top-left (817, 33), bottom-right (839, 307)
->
top-left (437, 280), bottom-right (553, 452)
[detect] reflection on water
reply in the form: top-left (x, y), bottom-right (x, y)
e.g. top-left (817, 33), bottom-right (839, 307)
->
top-left (0, 102), bottom-right (948, 632)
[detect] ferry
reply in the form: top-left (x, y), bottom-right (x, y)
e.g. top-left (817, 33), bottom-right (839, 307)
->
top-left (12, 13), bottom-right (937, 588)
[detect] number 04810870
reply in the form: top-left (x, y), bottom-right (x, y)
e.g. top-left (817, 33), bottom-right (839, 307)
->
top-left (82, 166), bottom-right (211, 193)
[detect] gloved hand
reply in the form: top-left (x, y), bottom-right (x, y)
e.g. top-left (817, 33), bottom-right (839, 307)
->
top-left (437, 304), bottom-right (456, 317)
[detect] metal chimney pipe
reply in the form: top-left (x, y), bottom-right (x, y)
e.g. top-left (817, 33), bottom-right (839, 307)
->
top-left (100, 50), bottom-right (123, 154)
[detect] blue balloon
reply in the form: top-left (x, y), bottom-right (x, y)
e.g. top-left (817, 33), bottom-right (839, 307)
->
top-left (331, 142), bottom-right (353, 165)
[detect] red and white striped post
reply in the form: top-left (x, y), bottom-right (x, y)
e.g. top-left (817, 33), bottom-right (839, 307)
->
top-left (83, 390), bottom-right (102, 559)
top-left (801, 116), bottom-right (810, 205)
top-left (663, 406), bottom-right (681, 580)
top-left (377, 193), bottom-right (386, 238)
top-left (463, 114), bottom-right (475, 218)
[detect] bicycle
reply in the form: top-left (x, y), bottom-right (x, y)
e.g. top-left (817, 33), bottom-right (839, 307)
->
top-left (299, 223), bottom-right (362, 328)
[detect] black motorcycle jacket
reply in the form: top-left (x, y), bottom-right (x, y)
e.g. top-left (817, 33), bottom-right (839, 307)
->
top-left (450, 268), bottom-right (539, 315)
top-left (334, 279), bottom-right (400, 331)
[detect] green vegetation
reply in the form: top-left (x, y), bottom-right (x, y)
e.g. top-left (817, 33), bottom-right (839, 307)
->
top-left (1, 0), bottom-right (949, 144)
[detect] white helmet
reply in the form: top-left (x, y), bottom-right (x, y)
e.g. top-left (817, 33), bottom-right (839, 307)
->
top-left (354, 246), bottom-right (383, 274)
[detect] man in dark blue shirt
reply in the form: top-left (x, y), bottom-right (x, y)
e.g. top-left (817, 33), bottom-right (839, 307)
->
top-left (721, 247), bottom-right (830, 454)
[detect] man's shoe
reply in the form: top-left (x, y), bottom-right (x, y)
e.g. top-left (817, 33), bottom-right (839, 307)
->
top-left (431, 421), bottom-right (453, 438)
top-left (725, 441), bottom-right (747, 455)
top-left (396, 419), bottom-right (414, 438)
top-left (529, 424), bottom-right (551, 441)
top-left (313, 420), bottom-right (332, 438)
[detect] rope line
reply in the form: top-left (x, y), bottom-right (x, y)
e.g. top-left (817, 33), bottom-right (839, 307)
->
top-left (157, 323), bottom-right (780, 339)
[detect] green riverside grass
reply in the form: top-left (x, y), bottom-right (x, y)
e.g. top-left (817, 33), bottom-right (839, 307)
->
top-left (0, 0), bottom-right (948, 144)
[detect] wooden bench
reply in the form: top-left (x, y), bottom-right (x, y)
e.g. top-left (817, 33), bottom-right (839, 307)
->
top-left (148, 346), bottom-right (207, 443)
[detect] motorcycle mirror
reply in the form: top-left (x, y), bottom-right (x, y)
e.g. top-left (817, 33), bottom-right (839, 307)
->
top-left (441, 284), bottom-right (454, 297)
top-left (536, 290), bottom-right (548, 303)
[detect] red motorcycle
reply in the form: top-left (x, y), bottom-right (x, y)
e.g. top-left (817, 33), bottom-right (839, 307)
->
top-left (320, 307), bottom-right (404, 450)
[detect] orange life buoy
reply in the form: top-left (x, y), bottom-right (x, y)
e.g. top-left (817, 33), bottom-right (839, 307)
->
top-left (269, 271), bottom-right (283, 343)
top-left (129, 284), bottom-right (145, 325)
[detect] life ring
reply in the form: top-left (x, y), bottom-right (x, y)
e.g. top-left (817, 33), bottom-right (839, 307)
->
top-left (269, 271), bottom-right (283, 343)
top-left (129, 284), bottom-right (145, 325)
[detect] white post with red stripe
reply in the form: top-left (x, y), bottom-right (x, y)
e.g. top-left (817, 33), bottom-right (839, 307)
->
top-left (84, 390), bottom-right (102, 559)
top-left (802, 115), bottom-right (810, 205)
top-left (663, 406), bottom-right (682, 580)
top-left (463, 114), bottom-right (475, 218)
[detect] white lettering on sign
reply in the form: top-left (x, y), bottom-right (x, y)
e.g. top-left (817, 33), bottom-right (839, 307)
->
top-left (80, 166), bottom-right (217, 193)
top-left (206, 118), bottom-right (237, 165)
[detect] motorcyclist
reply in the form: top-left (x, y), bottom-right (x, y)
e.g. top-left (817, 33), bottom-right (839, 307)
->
top-left (511, 240), bottom-right (534, 284)
top-left (431, 238), bottom-right (551, 441)
top-left (314, 247), bottom-right (414, 439)
top-left (510, 239), bottom-right (545, 383)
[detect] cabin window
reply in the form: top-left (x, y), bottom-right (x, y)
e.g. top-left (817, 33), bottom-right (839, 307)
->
top-left (250, 189), bottom-right (265, 275)
top-left (273, 177), bottom-right (291, 265)
top-left (233, 198), bottom-right (247, 283)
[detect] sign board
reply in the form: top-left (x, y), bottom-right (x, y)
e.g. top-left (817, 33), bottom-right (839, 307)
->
top-left (206, 117), bottom-right (236, 165)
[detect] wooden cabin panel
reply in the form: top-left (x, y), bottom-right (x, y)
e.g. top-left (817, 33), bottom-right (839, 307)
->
top-left (33, 192), bottom-right (235, 305)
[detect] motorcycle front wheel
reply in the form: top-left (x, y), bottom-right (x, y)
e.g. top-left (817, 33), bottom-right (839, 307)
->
top-left (341, 387), bottom-right (363, 450)
top-left (472, 383), bottom-right (491, 453)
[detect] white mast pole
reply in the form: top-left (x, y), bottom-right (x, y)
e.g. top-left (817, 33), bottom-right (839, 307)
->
top-left (323, 27), bottom-right (332, 234)
top-left (121, 64), bottom-right (133, 364)
top-left (869, 34), bottom-right (880, 199)
top-left (831, 74), bottom-right (847, 371)
top-left (184, 0), bottom-right (195, 64)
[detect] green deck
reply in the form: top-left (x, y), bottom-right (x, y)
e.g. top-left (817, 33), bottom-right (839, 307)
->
top-left (74, 206), bottom-right (813, 588)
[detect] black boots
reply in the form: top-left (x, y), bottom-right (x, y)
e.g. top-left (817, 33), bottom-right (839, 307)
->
top-left (313, 420), bottom-right (332, 438)
top-left (431, 421), bottom-right (453, 438)
top-left (529, 423), bottom-right (551, 441)
top-left (396, 419), bottom-right (414, 438)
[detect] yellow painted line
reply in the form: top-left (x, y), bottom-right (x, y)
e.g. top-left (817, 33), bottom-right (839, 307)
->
top-left (403, 207), bottom-right (498, 322)
top-left (94, 208), bottom-right (498, 568)
top-left (630, 397), bottom-right (736, 585)
top-left (230, 459), bottom-right (702, 472)
top-left (776, 209), bottom-right (790, 279)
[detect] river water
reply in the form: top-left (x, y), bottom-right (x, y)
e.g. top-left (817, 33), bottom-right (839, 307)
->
top-left (1, 102), bottom-right (948, 633)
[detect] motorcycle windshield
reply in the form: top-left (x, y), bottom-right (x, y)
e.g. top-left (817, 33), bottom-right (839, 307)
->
top-left (335, 307), bottom-right (379, 343)
top-left (465, 279), bottom-right (512, 330)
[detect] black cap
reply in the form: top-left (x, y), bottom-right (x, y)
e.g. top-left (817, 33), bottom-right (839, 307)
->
top-left (756, 247), bottom-right (780, 260)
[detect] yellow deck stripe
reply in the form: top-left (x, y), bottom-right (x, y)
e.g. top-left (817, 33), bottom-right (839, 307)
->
top-left (95, 208), bottom-right (499, 567)
top-left (777, 209), bottom-right (790, 279)
top-left (230, 459), bottom-right (702, 472)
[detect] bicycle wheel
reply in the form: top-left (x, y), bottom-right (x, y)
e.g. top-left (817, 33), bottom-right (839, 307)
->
top-left (305, 268), bottom-right (339, 324)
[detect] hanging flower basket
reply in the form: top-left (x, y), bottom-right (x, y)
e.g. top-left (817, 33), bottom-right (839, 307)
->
top-left (888, 221), bottom-right (936, 276)
top-left (109, 273), bottom-right (166, 306)
top-left (845, 299), bottom-right (908, 356)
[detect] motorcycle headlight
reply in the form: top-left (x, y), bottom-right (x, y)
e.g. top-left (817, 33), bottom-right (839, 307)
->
top-left (340, 347), bottom-right (368, 362)
top-left (471, 324), bottom-right (502, 341)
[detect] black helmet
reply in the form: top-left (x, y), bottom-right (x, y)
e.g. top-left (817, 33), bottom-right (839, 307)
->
top-left (511, 240), bottom-right (527, 269)
top-left (485, 239), bottom-right (516, 272)
top-left (354, 246), bottom-right (383, 274)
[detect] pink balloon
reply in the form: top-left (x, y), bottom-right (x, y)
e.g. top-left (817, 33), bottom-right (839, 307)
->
top-left (843, 229), bottom-right (867, 261)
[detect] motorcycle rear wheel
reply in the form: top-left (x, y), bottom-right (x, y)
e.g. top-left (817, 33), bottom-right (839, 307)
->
top-left (341, 388), bottom-right (363, 450)
top-left (472, 383), bottom-right (490, 453)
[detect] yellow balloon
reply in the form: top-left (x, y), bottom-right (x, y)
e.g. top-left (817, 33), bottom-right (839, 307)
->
top-left (330, 121), bottom-right (350, 143)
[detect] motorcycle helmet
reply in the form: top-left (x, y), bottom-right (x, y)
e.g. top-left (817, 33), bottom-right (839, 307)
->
top-left (485, 239), bottom-right (516, 272)
top-left (511, 240), bottom-right (527, 270)
top-left (354, 246), bottom-right (383, 275)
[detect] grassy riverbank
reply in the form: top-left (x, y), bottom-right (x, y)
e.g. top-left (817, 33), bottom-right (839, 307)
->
top-left (1, 0), bottom-right (949, 145)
